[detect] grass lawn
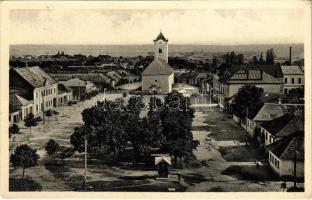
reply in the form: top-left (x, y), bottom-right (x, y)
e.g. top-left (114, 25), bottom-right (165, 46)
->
top-left (219, 146), bottom-right (266, 162)
top-left (9, 178), bottom-right (42, 191)
top-left (222, 165), bottom-right (279, 181)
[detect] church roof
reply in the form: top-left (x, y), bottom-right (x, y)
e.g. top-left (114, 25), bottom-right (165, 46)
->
top-left (153, 32), bottom-right (168, 42)
top-left (142, 58), bottom-right (174, 76)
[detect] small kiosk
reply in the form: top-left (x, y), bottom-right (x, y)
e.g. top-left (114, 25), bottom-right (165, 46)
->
top-left (154, 154), bottom-right (171, 179)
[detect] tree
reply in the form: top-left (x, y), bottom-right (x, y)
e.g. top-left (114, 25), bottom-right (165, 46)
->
top-left (45, 139), bottom-right (60, 156)
top-left (9, 124), bottom-right (20, 138)
top-left (252, 56), bottom-right (259, 65)
top-left (266, 48), bottom-right (275, 65)
top-left (231, 85), bottom-right (264, 118)
top-left (158, 92), bottom-right (199, 168)
top-left (10, 144), bottom-right (39, 178)
top-left (24, 113), bottom-right (37, 134)
top-left (259, 52), bottom-right (265, 64)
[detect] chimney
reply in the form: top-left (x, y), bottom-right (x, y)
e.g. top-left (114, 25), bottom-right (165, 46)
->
top-left (289, 46), bottom-right (292, 65)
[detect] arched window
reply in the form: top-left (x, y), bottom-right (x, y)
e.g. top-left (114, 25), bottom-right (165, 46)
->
top-left (159, 48), bottom-right (162, 53)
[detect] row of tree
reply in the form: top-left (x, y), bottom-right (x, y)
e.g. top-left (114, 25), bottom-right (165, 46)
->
top-left (70, 92), bottom-right (199, 167)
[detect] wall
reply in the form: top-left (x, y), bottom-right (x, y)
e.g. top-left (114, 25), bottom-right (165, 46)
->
top-left (228, 83), bottom-right (283, 98)
top-left (154, 40), bottom-right (168, 63)
top-left (269, 151), bottom-right (304, 177)
top-left (283, 74), bottom-right (304, 94)
top-left (142, 74), bottom-right (174, 94)
top-left (33, 83), bottom-right (58, 116)
top-left (246, 119), bottom-right (257, 138)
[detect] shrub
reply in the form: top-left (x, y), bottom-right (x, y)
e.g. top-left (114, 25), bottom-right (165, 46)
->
top-left (9, 124), bottom-right (20, 138)
top-left (45, 109), bottom-right (52, 116)
top-left (45, 139), bottom-right (60, 156)
top-left (35, 116), bottom-right (43, 122)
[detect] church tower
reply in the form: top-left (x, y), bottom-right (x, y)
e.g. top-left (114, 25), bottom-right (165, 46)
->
top-left (153, 32), bottom-right (168, 63)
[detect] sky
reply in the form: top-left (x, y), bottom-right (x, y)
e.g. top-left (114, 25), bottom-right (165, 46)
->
top-left (10, 9), bottom-right (304, 45)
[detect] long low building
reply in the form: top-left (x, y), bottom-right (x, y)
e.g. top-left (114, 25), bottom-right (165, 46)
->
top-left (267, 132), bottom-right (304, 177)
top-left (60, 78), bottom-right (98, 100)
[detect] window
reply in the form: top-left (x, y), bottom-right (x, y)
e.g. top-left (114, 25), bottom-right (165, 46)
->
top-left (36, 105), bottom-right (38, 111)
top-left (291, 78), bottom-right (295, 84)
top-left (284, 78), bottom-right (288, 83)
top-left (265, 132), bottom-right (268, 140)
top-left (284, 88), bottom-right (288, 94)
top-left (298, 78), bottom-right (302, 84)
top-left (155, 80), bottom-right (157, 82)
top-left (159, 48), bottom-right (162, 53)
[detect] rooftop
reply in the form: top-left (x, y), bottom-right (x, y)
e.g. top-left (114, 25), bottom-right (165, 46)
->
top-left (153, 32), bottom-right (168, 42)
top-left (267, 132), bottom-right (304, 161)
top-left (220, 69), bottom-right (282, 84)
top-left (261, 114), bottom-right (294, 136)
top-left (253, 104), bottom-right (288, 121)
top-left (142, 58), bottom-right (174, 76)
top-left (12, 66), bottom-right (57, 88)
top-left (281, 65), bottom-right (304, 75)
top-left (9, 94), bottom-right (32, 113)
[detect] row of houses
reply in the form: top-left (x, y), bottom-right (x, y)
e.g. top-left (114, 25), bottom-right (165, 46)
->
top-left (51, 69), bottom-right (139, 90)
top-left (212, 65), bottom-right (304, 110)
top-left (234, 102), bottom-right (304, 178)
top-left (9, 66), bottom-right (88, 125)
top-left (204, 62), bottom-right (305, 178)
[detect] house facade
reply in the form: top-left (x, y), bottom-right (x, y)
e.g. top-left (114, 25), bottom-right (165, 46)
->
top-left (60, 78), bottom-right (97, 100)
top-left (57, 83), bottom-right (73, 106)
top-left (281, 65), bottom-right (304, 94)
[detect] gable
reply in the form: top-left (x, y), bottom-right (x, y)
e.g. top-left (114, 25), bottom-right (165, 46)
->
top-left (142, 58), bottom-right (174, 76)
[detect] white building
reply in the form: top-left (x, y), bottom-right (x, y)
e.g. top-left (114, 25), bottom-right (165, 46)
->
top-left (142, 32), bottom-right (174, 94)
top-left (267, 132), bottom-right (304, 177)
top-left (10, 66), bottom-right (58, 116)
top-left (281, 65), bottom-right (304, 94)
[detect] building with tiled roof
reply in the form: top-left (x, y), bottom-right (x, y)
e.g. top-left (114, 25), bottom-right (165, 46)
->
top-left (142, 32), bottom-right (174, 94)
top-left (281, 65), bottom-right (304, 94)
top-left (57, 83), bottom-right (73, 106)
top-left (61, 78), bottom-right (97, 100)
top-left (9, 93), bottom-right (33, 125)
top-left (10, 66), bottom-right (58, 116)
top-left (267, 132), bottom-right (304, 177)
top-left (217, 69), bottom-right (283, 110)
top-left (260, 114), bottom-right (294, 146)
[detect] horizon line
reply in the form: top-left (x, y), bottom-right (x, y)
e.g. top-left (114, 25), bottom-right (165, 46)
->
top-left (10, 43), bottom-right (304, 46)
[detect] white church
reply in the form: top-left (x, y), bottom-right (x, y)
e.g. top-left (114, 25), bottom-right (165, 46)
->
top-left (142, 32), bottom-right (174, 94)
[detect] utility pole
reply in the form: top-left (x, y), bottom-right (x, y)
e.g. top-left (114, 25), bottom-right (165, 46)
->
top-left (209, 88), bottom-right (212, 111)
top-left (245, 106), bottom-right (249, 146)
top-left (84, 133), bottom-right (87, 190)
top-left (42, 91), bottom-right (45, 124)
top-left (293, 144), bottom-right (298, 189)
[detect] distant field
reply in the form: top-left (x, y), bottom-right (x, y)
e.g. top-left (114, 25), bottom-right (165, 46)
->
top-left (10, 43), bottom-right (304, 58)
